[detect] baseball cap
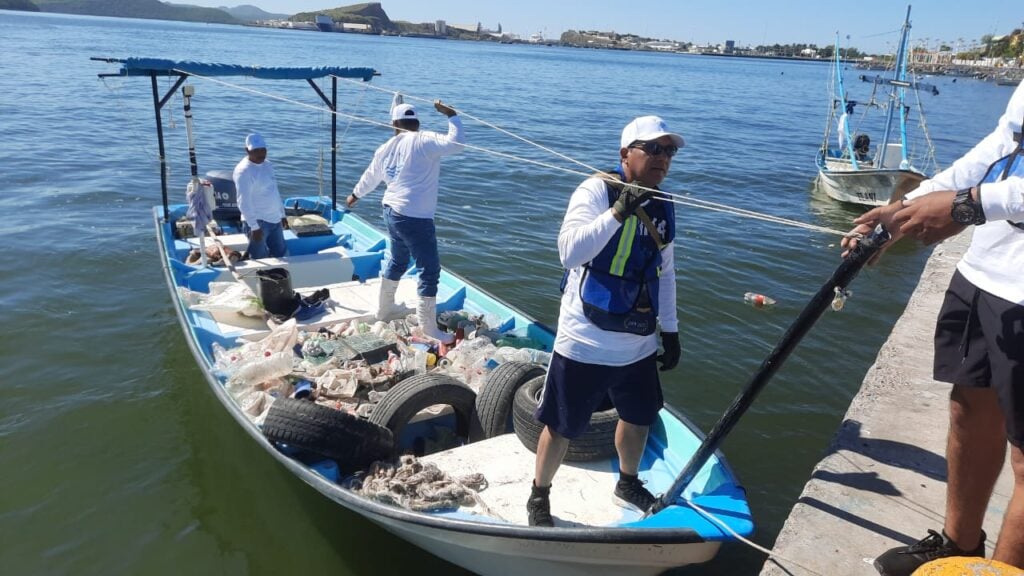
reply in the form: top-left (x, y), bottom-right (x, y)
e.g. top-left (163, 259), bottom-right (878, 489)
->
top-left (620, 116), bottom-right (685, 149)
top-left (245, 133), bottom-right (267, 151)
top-left (391, 103), bottom-right (418, 122)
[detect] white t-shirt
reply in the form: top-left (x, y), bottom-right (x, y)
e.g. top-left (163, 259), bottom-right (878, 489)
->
top-left (905, 82), bottom-right (1024, 304)
top-left (553, 177), bottom-right (679, 366)
top-left (233, 157), bottom-right (285, 224)
top-left (351, 116), bottom-right (465, 219)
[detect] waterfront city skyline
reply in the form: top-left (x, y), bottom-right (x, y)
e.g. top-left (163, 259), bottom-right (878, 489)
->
top-left (182, 0), bottom-right (1020, 53)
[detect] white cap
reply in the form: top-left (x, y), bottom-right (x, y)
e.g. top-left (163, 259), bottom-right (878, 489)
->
top-left (245, 133), bottom-right (267, 151)
top-left (620, 116), bottom-right (685, 149)
top-left (391, 103), bottom-right (418, 122)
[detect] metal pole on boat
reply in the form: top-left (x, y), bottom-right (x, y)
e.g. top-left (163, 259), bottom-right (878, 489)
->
top-left (879, 6), bottom-right (912, 166)
top-left (647, 225), bottom-right (892, 517)
top-left (181, 84), bottom-right (207, 267)
top-left (151, 73), bottom-right (170, 223)
top-left (332, 76), bottom-right (338, 215)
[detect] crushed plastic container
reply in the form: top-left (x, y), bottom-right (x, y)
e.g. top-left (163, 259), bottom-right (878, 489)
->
top-left (744, 292), bottom-right (777, 308)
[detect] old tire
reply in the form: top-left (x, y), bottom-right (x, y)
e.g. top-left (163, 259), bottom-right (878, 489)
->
top-left (368, 372), bottom-right (478, 444)
top-left (262, 398), bottom-right (394, 472)
top-left (476, 361), bottom-right (547, 438)
top-left (511, 375), bottom-right (619, 462)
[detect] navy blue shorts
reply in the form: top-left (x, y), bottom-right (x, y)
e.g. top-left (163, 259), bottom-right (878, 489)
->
top-left (934, 270), bottom-right (1024, 446)
top-left (534, 351), bottom-right (663, 440)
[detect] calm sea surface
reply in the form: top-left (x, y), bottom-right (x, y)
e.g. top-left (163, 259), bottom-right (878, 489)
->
top-left (0, 10), bottom-right (1016, 576)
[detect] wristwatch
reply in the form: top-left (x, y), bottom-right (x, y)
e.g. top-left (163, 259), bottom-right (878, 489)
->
top-left (950, 187), bottom-right (986, 225)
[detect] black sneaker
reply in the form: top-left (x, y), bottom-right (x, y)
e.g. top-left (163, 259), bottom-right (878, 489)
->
top-left (613, 475), bottom-right (657, 513)
top-left (874, 529), bottom-right (986, 576)
top-left (526, 483), bottom-right (553, 527)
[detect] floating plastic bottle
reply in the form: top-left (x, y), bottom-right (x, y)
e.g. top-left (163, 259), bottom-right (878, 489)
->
top-left (744, 292), bottom-right (777, 308)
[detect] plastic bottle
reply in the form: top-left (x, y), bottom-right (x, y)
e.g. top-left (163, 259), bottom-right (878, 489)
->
top-left (228, 351), bottom-right (295, 389)
top-left (526, 349), bottom-right (553, 365)
top-left (744, 292), bottom-right (777, 308)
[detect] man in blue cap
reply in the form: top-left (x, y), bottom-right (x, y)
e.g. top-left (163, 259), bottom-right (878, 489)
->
top-left (233, 132), bottom-right (287, 259)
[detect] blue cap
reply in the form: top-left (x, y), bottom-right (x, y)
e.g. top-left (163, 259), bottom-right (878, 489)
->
top-left (245, 133), bottom-right (267, 151)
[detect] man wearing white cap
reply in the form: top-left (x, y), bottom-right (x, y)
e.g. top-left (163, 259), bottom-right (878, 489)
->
top-left (347, 100), bottom-right (464, 343)
top-left (527, 116), bottom-right (684, 527)
top-left (233, 132), bottom-right (287, 259)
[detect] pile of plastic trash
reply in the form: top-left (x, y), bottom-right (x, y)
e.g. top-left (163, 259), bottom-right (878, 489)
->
top-left (211, 311), bottom-right (551, 424)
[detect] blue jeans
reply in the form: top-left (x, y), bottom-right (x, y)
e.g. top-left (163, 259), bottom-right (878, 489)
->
top-left (382, 205), bottom-right (440, 297)
top-left (243, 219), bottom-right (287, 259)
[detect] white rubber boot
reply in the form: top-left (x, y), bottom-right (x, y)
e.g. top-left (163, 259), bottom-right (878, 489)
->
top-left (375, 278), bottom-right (413, 321)
top-left (417, 296), bottom-right (454, 344)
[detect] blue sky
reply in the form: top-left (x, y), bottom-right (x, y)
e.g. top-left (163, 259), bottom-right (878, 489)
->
top-left (195, 1), bottom-right (1021, 53)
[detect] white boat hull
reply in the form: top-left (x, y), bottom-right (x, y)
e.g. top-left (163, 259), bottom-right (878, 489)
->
top-left (369, 514), bottom-right (719, 576)
top-left (816, 164), bottom-right (926, 206)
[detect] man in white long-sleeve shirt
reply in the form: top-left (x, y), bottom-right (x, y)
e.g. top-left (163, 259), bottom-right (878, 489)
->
top-left (346, 101), bottom-right (464, 343)
top-left (845, 82), bottom-right (1024, 575)
top-left (527, 116), bottom-right (683, 527)
top-left (233, 133), bottom-right (287, 259)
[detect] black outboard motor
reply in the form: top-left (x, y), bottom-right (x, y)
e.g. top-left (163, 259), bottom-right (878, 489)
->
top-left (205, 169), bottom-right (241, 224)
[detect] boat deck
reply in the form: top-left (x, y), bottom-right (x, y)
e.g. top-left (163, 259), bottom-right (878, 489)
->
top-left (423, 434), bottom-right (639, 527)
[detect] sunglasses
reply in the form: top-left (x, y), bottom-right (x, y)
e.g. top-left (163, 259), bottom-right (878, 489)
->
top-left (629, 140), bottom-right (679, 158)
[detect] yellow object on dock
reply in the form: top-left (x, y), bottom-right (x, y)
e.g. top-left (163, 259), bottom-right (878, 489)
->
top-left (913, 557), bottom-right (1024, 576)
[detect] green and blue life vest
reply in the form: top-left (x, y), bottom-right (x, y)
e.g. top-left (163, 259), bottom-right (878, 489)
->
top-left (572, 167), bottom-right (676, 335)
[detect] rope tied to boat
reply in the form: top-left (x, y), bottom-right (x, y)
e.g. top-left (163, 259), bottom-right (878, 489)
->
top-left (171, 70), bottom-right (862, 240)
top-left (351, 455), bottom-right (491, 513)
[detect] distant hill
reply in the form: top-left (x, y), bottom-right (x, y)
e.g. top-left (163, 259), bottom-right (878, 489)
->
top-left (33, 0), bottom-right (239, 24)
top-left (291, 2), bottom-right (394, 32)
top-left (219, 4), bottom-right (288, 22)
top-left (0, 0), bottom-right (40, 10)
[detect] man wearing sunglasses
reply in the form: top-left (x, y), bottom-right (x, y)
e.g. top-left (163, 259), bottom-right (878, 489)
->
top-left (844, 82), bottom-right (1024, 575)
top-left (527, 116), bottom-right (683, 526)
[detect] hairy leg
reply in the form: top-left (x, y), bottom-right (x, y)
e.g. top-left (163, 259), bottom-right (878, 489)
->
top-left (992, 444), bottom-right (1024, 567)
top-left (945, 386), bottom-right (1007, 551)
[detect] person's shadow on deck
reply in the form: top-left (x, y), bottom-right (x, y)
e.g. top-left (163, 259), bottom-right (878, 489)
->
top-left (796, 419), bottom-right (948, 545)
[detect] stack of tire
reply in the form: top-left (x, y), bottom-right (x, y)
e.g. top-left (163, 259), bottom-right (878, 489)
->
top-left (476, 362), bottom-right (619, 462)
top-left (261, 360), bottom-right (620, 473)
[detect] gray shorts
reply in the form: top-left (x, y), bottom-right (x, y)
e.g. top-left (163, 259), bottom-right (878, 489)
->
top-left (934, 270), bottom-right (1024, 446)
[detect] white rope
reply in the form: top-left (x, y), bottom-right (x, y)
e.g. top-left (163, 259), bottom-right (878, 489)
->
top-left (684, 497), bottom-right (828, 576)
top-left (331, 75), bottom-right (608, 176)
top-left (181, 70), bottom-right (860, 239)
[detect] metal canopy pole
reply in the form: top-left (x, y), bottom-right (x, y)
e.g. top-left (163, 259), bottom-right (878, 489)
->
top-left (146, 72), bottom-right (188, 222)
top-left (306, 78), bottom-right (340, 214)
top-left (332, 76), bottom-right (338, 213)
top-left (647, 225), bottom-right (892, 517)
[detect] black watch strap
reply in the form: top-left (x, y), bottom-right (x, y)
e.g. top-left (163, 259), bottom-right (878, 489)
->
top-left (953, 187), bottom-right (986, 225)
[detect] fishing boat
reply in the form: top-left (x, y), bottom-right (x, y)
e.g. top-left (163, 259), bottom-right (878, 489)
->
top-left (815, 6), bottom-right (940, 206)
top-left (98, 56), bottom-right (891, 576)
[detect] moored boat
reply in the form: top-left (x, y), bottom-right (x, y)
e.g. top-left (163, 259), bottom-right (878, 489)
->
top-left (98, 56), bottom-right (756, 576)
top-left (815, 6), bottom-right (940, 206)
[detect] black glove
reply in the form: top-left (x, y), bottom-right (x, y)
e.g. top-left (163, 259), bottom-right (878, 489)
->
top-left (612, 182), bottom-right (654, 220)
top-left (657, 331), bottom-right (680, 371)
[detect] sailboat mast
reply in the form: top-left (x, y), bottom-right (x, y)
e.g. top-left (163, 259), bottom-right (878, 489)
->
top-left (835, 34), bottom-right (860, 169)
top-left (879, 5), bottom-right (912, 168)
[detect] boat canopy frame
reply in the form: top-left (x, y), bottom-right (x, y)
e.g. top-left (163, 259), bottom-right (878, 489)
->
top-left (94, 57), bottom-right (379, 222)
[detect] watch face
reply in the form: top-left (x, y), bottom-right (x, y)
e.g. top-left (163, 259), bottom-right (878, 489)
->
top-left (951, 202), bottom-right (976, 225)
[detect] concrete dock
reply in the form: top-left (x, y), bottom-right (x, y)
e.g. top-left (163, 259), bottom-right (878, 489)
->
top-left (759, 231), bottom-right (1016, 576)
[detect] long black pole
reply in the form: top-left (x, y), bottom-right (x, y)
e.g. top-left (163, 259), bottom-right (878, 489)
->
top-left (151, 73), bottom-right (169, 222)
top-left (648, 225), bottom-right (892, 516)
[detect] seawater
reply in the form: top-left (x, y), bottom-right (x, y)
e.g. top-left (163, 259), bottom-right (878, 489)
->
top-left (0, 10), bottom-right (1015, 575)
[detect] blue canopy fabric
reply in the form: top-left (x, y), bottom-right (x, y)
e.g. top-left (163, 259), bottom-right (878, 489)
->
top-left (116, 58), bottom-right (376, 81)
